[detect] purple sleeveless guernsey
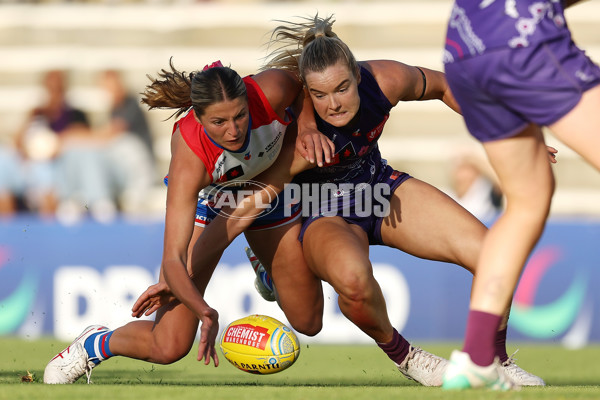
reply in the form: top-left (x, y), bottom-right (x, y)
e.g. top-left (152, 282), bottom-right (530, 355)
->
top-left (444, 0), bottom-right (570, 63)
top-left (295, 66), bottom-right (411, 245)
top-left (295, 66), bottom-right (392, 187)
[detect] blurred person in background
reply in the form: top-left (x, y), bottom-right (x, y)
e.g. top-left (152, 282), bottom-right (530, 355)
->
top-left (14, 69), bottom-right (117, 222)
top-left (0, 145), bottom-right (25, 216)
top-left (448, 150), bottom-right (503, 223)
top-left (95, 69), bottom-right (157, 215)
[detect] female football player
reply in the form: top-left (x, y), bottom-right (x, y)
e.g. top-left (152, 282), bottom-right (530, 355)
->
top-left (441, 0), bottom-right (600, 390)
top-left (43, 59), bottom-right (328, 384)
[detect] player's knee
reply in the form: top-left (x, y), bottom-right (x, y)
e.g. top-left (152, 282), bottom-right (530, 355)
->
top-left (335, 273), bottom-right (372, 304)
top-left (290, 316), bottom-right (322, 337)
top-left (151, 339), bottom-right (192, 364)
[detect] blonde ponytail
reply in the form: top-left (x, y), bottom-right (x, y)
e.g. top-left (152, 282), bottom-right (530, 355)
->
top-left (262, 14), bottom-right (358, 82)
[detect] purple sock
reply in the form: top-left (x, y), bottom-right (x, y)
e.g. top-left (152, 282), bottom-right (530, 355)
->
top-left (377, 328), bottom-right (411, 365)
top-left (495, 327), bottom-right (509, 363)
top-left (462, 310), bottom-right (502, 367)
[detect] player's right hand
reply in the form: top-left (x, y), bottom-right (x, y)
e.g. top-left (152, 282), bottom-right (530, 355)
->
top-left (197, 307), bottom-right (220, 367)
top-left (547, 145), bottom-right (558, 164)
top-left (131, 281), bottom-right (176, 318)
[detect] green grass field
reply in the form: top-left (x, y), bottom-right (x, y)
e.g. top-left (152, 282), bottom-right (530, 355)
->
top-left (1, 337), bottom-right (599, 400)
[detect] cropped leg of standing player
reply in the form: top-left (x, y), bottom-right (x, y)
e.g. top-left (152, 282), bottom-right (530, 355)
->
top-left (442, 0), bottom-right (600, 390)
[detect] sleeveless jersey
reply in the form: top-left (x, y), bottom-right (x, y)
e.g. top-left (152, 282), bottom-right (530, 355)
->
top-left (294, 66), bottom-right (392, 187)
top-left (444, 0), bottom-right (571, 64)
top-left (173, 76), bottom-right (291, 201)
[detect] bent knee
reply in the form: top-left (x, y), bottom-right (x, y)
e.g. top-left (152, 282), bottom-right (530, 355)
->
top-left (150, 340), bottom-right (192, 364)
top-left (335, 274), bottom-right (373, 304)
top-left (290, 317), bottom-right (323, 337)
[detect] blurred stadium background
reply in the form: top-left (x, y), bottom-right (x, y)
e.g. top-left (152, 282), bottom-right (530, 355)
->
top-left (0, 0), bottom-right (599, 348)
top-left (1, 0), bottom-right (599, 216)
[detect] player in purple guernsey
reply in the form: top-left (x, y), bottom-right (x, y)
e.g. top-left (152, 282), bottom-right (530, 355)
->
top-left (443, 0), bottom-right (600, 391)
top-left (293, 64), bottom-right (409, 244)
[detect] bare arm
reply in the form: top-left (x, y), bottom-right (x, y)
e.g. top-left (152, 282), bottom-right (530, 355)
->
top-left (361, 60), bottom-right (461, 114)
top-left (251, 68), bottom-right (302, 120)
top-left (254, 68), bottom-right (334, 167)
top-left (295, 87), bottom-right (335, 167)
top-left (161, 130), bottom-right (215, 319)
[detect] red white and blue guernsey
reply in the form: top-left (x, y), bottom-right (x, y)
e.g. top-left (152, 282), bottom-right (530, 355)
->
top-left (168, 76), bottom-right (300, 229)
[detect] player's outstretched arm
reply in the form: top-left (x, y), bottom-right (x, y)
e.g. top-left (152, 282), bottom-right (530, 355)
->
top-left (363, 60), bottom-right (461, 113)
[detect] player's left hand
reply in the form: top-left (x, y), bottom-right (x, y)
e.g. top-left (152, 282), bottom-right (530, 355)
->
top-left (296, 127), bottom-right (335, 167)
top-left (131, 281), bottom-right (176, 318)
top-left (547, 145), bottom-right (558, 164)
top-left (197, 307), bottom-right (220, 366)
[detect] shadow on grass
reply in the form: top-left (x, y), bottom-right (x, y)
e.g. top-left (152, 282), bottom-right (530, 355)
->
top-left (86, 369), bottom-right (414, 387)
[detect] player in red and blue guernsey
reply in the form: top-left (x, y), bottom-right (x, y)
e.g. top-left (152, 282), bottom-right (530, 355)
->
top-left (43, 59), bottom-right (327, 384)
top-left (441, 0), bottom-right (600, 390)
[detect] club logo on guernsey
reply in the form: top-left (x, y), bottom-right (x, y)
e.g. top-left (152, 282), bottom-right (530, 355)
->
top-left (223, 323), bottom-right (270, 350)
top-left (366, 116), bottom-right (388, 142)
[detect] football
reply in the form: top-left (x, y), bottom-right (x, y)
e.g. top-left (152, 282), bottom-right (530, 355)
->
top-left (219, 314), bottom-right (300, 374)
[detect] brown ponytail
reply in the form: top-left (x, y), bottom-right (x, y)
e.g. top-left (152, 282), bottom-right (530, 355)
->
top-left (141, 58), bottom-right (193, 119)
top-left (141, 58), bottom-right (247, 120)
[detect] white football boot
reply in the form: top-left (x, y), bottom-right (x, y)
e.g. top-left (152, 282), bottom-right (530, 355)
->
top-left (245, 246), bottom-right (276, 302)
top-left (395, 346), bottom-right (448, 387)
top-left (502, 350), bottom-right (545, 386)
top-left (442, 350), bottom-right (520, 391)
top-left (44, 325), bottom-right (109, 384)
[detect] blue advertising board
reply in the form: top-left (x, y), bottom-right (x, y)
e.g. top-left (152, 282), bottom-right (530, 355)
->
top-left (1, 217), bottom-right (599, 346)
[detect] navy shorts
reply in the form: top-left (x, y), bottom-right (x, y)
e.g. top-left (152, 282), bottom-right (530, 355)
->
top-left (298, 165), bottom-right (412, 245)
top-left (445, 34), bottom-right (600, 142)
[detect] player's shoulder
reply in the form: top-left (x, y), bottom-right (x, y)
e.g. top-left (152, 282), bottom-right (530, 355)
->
top-left (360, 60), bottom-right (414, 105)
top-left (361, 60), bottom-right (412, 83)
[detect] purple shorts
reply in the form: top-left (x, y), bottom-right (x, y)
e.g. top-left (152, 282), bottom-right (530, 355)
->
top-left (298, 165), bottom-right (412, 245)
top-left (445, 34), bottom-right (600, 142)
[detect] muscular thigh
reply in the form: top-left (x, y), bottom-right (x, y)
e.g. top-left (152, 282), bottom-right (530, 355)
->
top-left (302, 216), bottom-right (372, 286)
top-left (550, 84), bottom-right (600, 171)
top-left (380, 178), bottom-right (486, 273)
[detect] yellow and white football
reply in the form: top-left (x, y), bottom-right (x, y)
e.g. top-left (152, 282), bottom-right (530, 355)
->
top-left (219, 314), bottom-right (300, 374)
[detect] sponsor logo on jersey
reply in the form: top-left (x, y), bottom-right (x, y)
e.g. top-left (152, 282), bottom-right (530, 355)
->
top-left (264, 131), bottom-right (283, 154)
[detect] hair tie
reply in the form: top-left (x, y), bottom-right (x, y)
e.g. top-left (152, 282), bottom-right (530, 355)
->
top-left (202, 60), bottom-right (224, 71)
top-left (315, 31), bottom-right (326, 38)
